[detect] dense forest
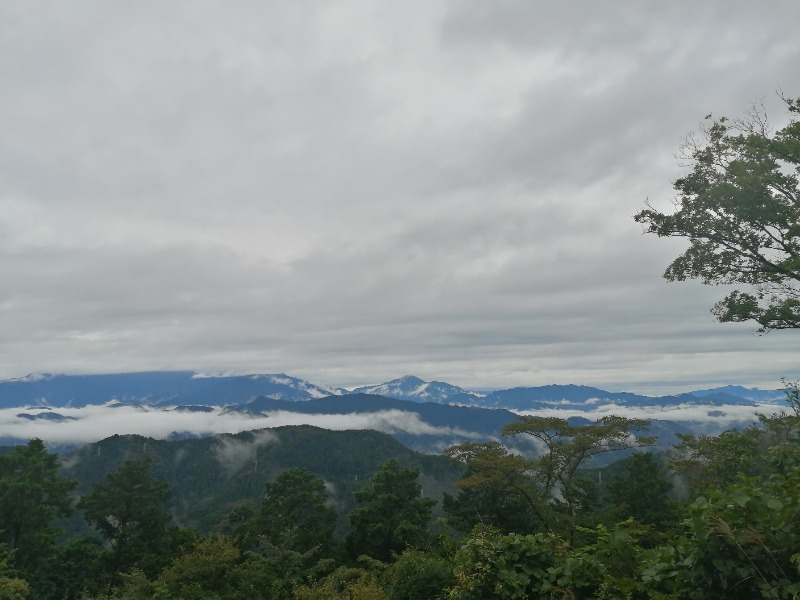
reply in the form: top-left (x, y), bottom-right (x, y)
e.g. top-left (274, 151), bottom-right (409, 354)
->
top-left (1, 384), bottom-right (799, 598)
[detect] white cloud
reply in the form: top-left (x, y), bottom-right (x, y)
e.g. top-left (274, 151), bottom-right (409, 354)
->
top-left (214, 430), bottom-right (278, 476)
top-left (0, 405), bottom-right (483, 446)
top-left (513, 402), bottom-right (778, 428)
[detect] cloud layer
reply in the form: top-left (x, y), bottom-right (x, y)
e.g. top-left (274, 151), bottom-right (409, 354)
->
top-left (0, 404), bottom-right (483, 446)
top-left (1, 1), bottom-right (798, 393)
top-left (4, 399), bottom-right (783, 448)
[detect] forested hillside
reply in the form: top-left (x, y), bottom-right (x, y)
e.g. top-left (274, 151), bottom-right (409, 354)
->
top-left (59, 425), bottom-right (460, 534)
top-left (2, 386), bottom-right (799, 598)
top-left (1, 369), bottom-right (798, 596)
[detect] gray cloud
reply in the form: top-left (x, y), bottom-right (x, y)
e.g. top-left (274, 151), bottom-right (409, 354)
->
top-left (0, 1), bottom-right (797, 394)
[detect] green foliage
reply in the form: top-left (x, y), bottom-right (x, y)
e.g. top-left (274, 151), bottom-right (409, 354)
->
top-left (444, 401), bottom-right (800, 597)
top-left (0, 438), bottom-right (76, 596)
top-left (442, 479), bottom-right (539, 535)
top-left (114, 568), bottom-right (170, 600)
top-left (59, 426), bottom-right (459, 536)
top-left (641, 448), bottom-right (800, 598)
top-left (153, 535), bottom-right (246, 600)
top-left (606, 452), bottom-right (679, 533)
top-left (47, 536), bottom-right (108, 599)
top-left (0, 548), bottom-right (30, 600)
top-left (383, 550), bottom-right (452, 600)
top-left (254, 467), bottom-right (336, 554)
top-left (447, 521), bottom-right (723, 599)
top-left (669, 427), bottom-right (764, 497)
top-left (222, 504), bottom-right (257, 549)
top-left (500, 416), bottom-right (655, 478)
top-left (78, 459), bottom-right (177, 589)
top-left (447, 415), bottom-right (653, 539)
top-left (443, 442), bottom-right (546, 532)
top-left (294, 566), bottom-right (387, 600)
top-left (0, 577), bottom-right (30, 600)
top-left (635, 96), bottom-right (800, 332)
top-left (114, 534), bottom-right (336, 600)
top-left (10, 399), bottom-right (800, 599)
top-left (758, 378), bottom-right (800, 445)
top-left (346, 459), bottom-right (437, 562)
top-left (669, 380), bottom-right (800, 499)
top-left (211, 467), bottom-right (339, 597)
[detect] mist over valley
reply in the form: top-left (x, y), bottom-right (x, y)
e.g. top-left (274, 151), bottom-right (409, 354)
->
top-left (0, 371), bottom-right (788, 454)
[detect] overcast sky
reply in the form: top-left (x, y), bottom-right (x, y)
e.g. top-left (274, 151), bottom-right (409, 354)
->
top-left (1, 1), bottom-right (798, 395)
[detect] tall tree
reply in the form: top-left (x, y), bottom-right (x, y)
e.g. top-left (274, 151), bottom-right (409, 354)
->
top-left (78, 459), bottom-right (175, 590)
top-left (605, 452), bottom-right (677, 531)
top-left (447, 416), bottom-right (653, 538)
top-left (252, 467), bottom-right (336, 554)
top-left (443, 442), bottom-right (546, 533)
top-left (442, 473), bottom-right (540, 535)
top-left (635, 95), bottom-right (800, 332)
top-left (669, 427), bottom-right (764, 498)
top-left (345, 459), bottom-right (436, 562)
top-left (0, 438), bottom-right (76, 591)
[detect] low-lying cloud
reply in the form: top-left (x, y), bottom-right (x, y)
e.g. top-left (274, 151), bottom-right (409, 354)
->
top-left (214, 430), bottom-right (278, 475)
top-left (0, 404), bottom-right (484, 447)
top-left (513, 402), bottom-right (783, 428)
top-left (1, 397), bottom-right (785, 452)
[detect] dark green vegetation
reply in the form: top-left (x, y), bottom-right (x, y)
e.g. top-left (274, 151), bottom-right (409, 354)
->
top-left (636, 95), bottom-right (800, 332)
top-left (1, 390), bottom-right (799, 598)
top-left (60, 425), bottom-right (458, 534)
top-left (444, 415), bottom-right (654, 542)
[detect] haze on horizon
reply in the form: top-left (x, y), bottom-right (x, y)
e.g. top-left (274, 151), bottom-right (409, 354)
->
top-left (1, 1), bottom-right (798, 396)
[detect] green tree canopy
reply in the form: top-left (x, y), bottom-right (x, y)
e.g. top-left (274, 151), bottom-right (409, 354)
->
top-left (646, 445), bottom-right (800, 599)
top-left (78, 458), bottom-right (176, 589)
top-left (0, 438), bottom-right (76, 592)
top-left (443, 442), bottom-right (546, 533)
top-left (669, 427), bottom-right (764, 498)
top-left (605, 452), bottom-right (677, 531)
top-left (143, 535), bottom-right (249, 600)
top-left (442, 468), bottom-right (541, 535)
top-left (447, 416), bottom-right (653, 538)
top-left (255, 467), bottom-right (337, 554)
top-left (635, 95), bottom-right (800, 332)
top-left (345, 459), bottom-right (436, 562)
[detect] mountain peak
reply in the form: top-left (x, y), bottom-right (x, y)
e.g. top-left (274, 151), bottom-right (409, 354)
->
top-left (5, 372), bottom-right (54, 383)
top-left (393, 375), bottom-right (425, 385)
top-left (351, 376), bottom-right (476, 404)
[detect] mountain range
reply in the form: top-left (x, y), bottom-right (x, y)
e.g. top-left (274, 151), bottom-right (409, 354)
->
top-left (0, 371), bottom-right (786, 410)
top-left (0, 371), bottom-right (345, 408)
top-left (0, 371), bottom-right (789, 456)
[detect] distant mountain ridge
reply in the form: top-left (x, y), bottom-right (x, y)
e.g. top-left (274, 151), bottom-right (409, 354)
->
top-left (457, 385), bottom-right (784, 411)
top-left (687, 385), bottom-right (787, 403)
top-left (0, 370), bottom-right (786, 411)
top-left (350, 379), bottom-right (786, 410)
top-left (0, 371), bottom-right (345, 409)
top-left (0, 373), bottom-right (786, 458)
